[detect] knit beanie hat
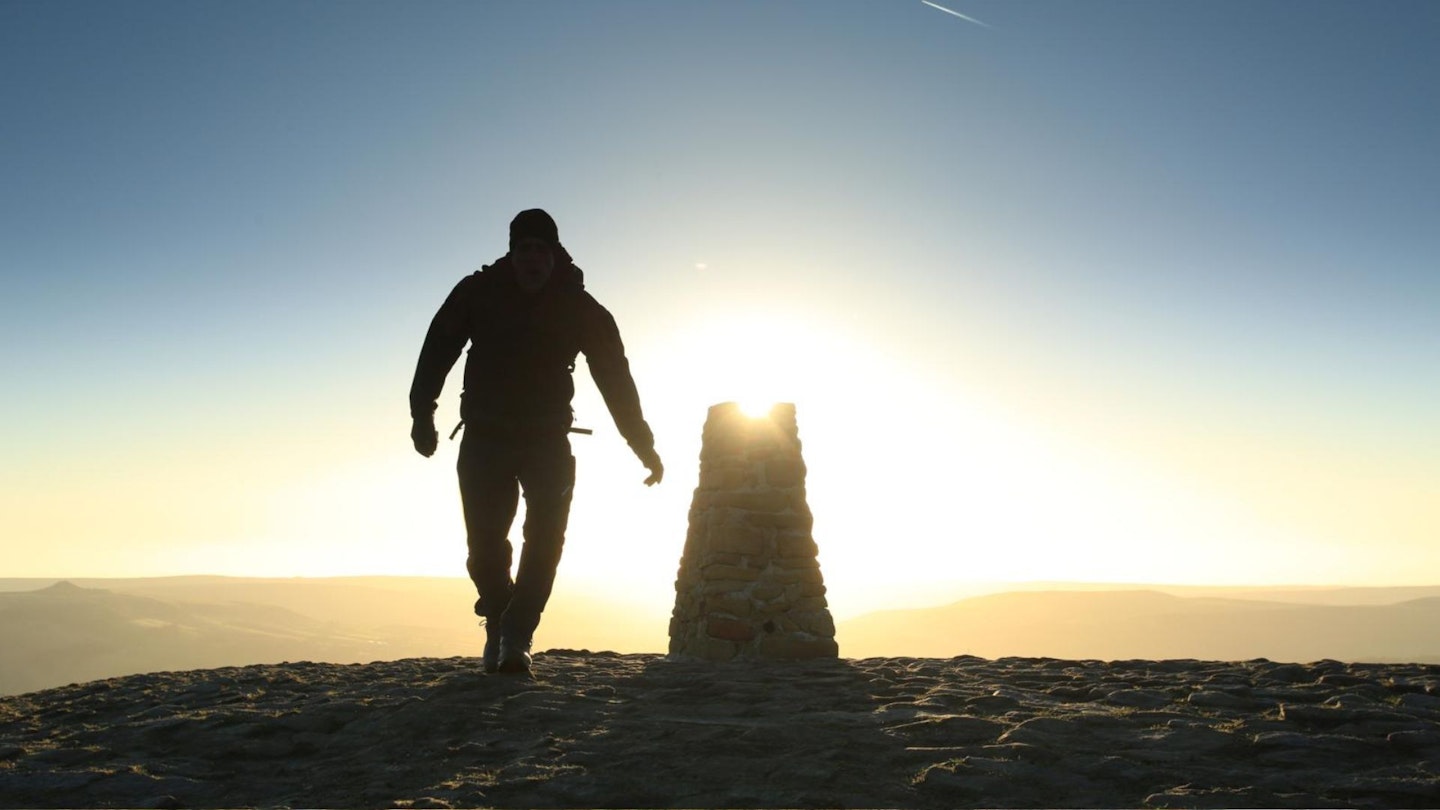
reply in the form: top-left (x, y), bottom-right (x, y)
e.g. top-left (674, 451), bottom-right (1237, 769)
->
top-left (509, 209), bottom-right (559, 248)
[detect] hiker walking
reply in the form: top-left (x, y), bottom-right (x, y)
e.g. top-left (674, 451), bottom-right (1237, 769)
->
top-left (409, 209), bottom-right (664, 675)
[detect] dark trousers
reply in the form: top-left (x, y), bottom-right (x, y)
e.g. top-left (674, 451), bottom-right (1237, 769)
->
top-left (456, 430), bottom-right (575, 643)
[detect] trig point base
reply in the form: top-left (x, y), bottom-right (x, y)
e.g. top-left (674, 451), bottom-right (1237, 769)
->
top-left (668, 402), bottom-right (838, 660)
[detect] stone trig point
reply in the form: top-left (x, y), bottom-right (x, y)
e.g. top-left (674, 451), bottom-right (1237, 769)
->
top-left (668, 402), bottom-right (838, 660)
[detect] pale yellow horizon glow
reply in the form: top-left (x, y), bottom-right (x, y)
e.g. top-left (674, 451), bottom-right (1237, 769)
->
top-left (4, 302), bottom-right (1435, 623)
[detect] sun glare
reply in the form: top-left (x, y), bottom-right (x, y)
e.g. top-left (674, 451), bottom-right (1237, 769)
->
top-left (645, 309), bottom-right (821, 413)
top-left (738, 399), bottom-right (779, 418)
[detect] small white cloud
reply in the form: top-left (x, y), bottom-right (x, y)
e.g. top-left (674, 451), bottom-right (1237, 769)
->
top-left (695, 263), bottom-right (708, 271)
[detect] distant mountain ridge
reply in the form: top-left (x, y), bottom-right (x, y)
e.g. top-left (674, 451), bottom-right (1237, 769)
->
top-left (836, 588), bottom-right (1440, 664)
top-left (0, 577), bottom-right (663, 696)
top-left (4, 577), bottom-right (1439, 696)
top-left (0, 581), bottom-right (396, 696)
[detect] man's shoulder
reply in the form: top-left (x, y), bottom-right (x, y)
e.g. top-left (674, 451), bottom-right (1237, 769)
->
top-left (572, 286), bottom-right (609, 319)
top-left (452, 262), bottom-right (505, 297)
top-left (549, 264), bottom-right (599, 307)
top-left (471, 258), bottom-right (507, 284)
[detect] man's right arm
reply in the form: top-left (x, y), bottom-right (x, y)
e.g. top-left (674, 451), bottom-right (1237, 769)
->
top-left (408, 276), bottom-right (475, 456)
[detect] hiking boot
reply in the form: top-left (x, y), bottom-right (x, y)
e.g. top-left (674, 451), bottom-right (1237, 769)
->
top-left (496, 637), bottom-right (532, 675)
top-left (481, 620), bottom-right (501, 674)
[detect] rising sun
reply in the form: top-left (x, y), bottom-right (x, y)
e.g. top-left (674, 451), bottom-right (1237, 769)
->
top-left (738, 399), bottom-right (779, 418)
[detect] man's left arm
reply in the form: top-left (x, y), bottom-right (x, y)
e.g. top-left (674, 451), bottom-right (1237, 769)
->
top-left (580, 297), bottom-right (663, 486)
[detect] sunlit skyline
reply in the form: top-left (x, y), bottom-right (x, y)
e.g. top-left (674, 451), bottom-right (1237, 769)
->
top-left (2, 1), bottom-right (1436, 620)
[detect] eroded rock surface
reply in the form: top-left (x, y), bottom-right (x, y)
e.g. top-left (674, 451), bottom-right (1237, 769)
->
top-left (2, 653), bottom-right (1438, 808)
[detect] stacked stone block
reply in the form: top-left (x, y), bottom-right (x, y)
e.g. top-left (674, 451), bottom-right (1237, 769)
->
top-left (668, 402), bottom-right (838, 660)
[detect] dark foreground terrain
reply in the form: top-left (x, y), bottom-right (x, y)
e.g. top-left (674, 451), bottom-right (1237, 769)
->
top-left (2, 652), bottom-right (1438, 808)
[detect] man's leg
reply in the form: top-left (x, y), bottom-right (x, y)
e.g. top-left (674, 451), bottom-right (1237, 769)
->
top-left (498, 434), bottom-right (575, 669)
top-left (457, 433), bottom-right (520, 670)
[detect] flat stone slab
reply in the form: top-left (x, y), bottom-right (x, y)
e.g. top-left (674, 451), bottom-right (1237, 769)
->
top-left (1, 653), bottom-right (1438, 808)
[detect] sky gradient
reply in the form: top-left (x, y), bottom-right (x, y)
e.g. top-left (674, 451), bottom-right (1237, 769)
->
top-left (2, 1), bottom-right (1437, 617)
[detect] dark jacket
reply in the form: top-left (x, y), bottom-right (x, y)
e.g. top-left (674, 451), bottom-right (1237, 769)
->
top-left (408, 249), bottom-right (655, 455)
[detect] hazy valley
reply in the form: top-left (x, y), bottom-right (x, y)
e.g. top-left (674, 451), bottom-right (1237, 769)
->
top-left (3, 577), bottom-right (1439, 696)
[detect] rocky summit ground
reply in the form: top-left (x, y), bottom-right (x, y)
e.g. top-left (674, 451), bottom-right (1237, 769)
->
top-left (2, 652), bottom-right (1439, 808)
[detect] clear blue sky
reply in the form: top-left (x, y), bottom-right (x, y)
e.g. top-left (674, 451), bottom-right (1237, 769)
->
top-left (2, 1), bottom-right (1437, 610)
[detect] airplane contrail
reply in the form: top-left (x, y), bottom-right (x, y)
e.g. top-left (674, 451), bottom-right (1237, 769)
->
top-left (921, 0), bottom-right (991, 28)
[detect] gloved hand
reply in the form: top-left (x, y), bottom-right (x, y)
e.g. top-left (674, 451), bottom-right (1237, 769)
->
top-left (411, 417), bottom-right (438, 458)
top-left (638, 446), bottom-right (664, 486)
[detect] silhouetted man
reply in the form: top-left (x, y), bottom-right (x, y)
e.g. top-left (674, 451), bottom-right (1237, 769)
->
top-left (409, 209), bottom-right (663, 675)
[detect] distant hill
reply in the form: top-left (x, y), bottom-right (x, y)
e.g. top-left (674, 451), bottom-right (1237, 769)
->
top-left (0, 578), bottom-right (661, 696)
top-left (0, 581), bottom-right (393, 696)
top-left (6, 577), bottom-right (1440, 696)
top-left (836, 589), bottom-right (1440, 662)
